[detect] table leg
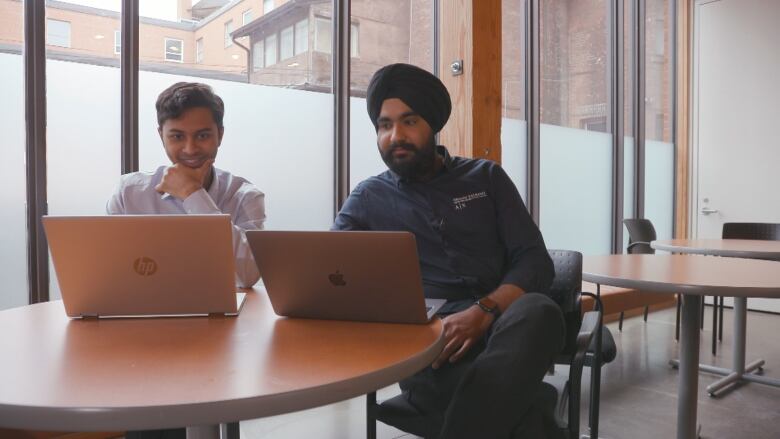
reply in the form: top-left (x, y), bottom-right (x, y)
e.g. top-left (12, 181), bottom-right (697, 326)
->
top-left (678, 294), bottom-right (702, 439)
top-left (704, 297), bottom-right (773, 396)
top-left (186, 425), bottom-right (220, 439)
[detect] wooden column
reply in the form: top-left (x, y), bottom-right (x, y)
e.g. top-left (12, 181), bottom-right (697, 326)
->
top-left (675, 0), bottom-right (692, 238)
top-left (438, 0), bottom-right (502, 163)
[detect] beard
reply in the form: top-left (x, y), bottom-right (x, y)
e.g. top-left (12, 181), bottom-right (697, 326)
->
top-left (380, 134), bottom-right (437, 181)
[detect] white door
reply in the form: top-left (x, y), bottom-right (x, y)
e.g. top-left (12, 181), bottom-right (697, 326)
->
top-left (693, 0), bottom-right (780, 312)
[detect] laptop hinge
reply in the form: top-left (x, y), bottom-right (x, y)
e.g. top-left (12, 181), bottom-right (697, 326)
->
top-left (80, 313), bottom-right (99, 319)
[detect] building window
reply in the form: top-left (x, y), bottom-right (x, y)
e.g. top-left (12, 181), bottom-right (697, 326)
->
top-left (196, 38), bottom-right (204, 63)
top-left (280, 26), bottom-right (294, 60)
top-left (294, 19), bottom-right (308, 55)
top-left (314, 18), bottom-right (357, 57)
top-left (165, 38), bottom-right (184, 63)
top-left (224, 20), bottom-right (234, 47)
top-left (314, 17), bottom-right (331, 54)
top-left (252, 40), bottom-right (264, 71)
top-left (264, 34), bottom-right (277, 66)
top-left (263, 0), bottom-right (274, 14)
top-left (114, 30), bottom-right (121, 54)
top-left (46, 19), bottom-right (71, 48)
top-left (350, 23), bottom-right (359, 58)
top-left (242, 9), bottom-right (253, 25)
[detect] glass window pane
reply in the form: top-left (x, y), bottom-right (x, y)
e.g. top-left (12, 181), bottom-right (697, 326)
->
top-left (264, 0), bottom-right (275, 15)
top-left (294, 19), bottom-right (308, 55)
top-left (139, 0), bottom-right (334, 232)
top-left (264, 34), bottom-right (277, 66)
top-left (0, 4), bottom-right (28, 310)
top-left (350, 23), bottom-right (359, 58)
top-left (196, 37), bottom-right (204, 63)
top-left (644, 0), bottom-right (675, 239)
top-left (501, 0), bottom-right (528, 201)
top-left (47, 18), bottom-right (71, 48)
top-left (165, 38), bottom-right (183, 62)
top-left (280, 26), bottom-right (294, 60)
top-left (315, 17), bottom-right (331, 54)
top-left (242, 10), bottom-right (253, 26)
top-left (224, 20), bottom-right (233, 47)
top-left (114, 30), bottom-right (121, 54)
top-left (540, 0), bottom-right (613, 255)
top-left (348, 0), bottom-right (435, 189)
top-left (45, 1), bottom-right (122, 299)
top-left (253, 40), bottom-right (264, 71)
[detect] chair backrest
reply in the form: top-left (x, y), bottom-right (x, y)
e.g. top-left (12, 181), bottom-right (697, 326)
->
top-left (548, 249), bottom-right (583, 357)
top-left (722, 222), bottom-right (780, 241)
top-left (623, 218), bottom-right (657, 254)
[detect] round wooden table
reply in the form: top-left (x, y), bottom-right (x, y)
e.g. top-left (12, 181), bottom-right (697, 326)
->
top-left (0, 290), bottom-right (443, 437)
top-left (583, 254), bottom-right (780, 439)
top-left (653, 239), bottom-right (780, 397)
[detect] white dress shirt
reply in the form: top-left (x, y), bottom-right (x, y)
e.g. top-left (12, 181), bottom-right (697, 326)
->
top-left (106, 165), bottom-right (266, 287)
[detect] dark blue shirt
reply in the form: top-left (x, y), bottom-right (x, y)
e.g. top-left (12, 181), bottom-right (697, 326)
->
top-left (332, 146), bottom-right (554, 313)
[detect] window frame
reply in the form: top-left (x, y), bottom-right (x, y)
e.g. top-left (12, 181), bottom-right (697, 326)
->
top-left (242, 9), bottom-right (253, 26)
top-left (224, 20), bottom-right (234, 48)
top-left (252, 39), bottom-right (264, 71)
top-left (46, 18), bottom-right (71, 48)
top-left (164, 37), bottom-right (184, 63)
top-left (264, 33), bottom-right (277, 67)
top-left (196, 37), bottom-right (204, 64)
top-left (294, 18), bottom-right (309, 55)
top-left (114, 30), bottom-right (121, 54)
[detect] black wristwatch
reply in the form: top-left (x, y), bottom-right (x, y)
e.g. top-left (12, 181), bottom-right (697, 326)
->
top-left (475, 297), bottom-right (501, 319)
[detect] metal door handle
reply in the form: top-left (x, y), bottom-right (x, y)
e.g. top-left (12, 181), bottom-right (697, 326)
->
top-left (701, 207), bottom-right (719, 215)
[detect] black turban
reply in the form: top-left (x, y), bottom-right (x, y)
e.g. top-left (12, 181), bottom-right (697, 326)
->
top-left (366, 63), bottom-right (452, 133)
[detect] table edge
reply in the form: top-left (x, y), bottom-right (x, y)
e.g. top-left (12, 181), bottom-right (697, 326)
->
top-left (0, 322), bottom-right (445, 431)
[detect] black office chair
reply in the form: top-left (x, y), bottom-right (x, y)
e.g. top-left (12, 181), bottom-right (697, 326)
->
top-left (622, 219), bottom-right (657, 330)
top-left (366, 250), bottom-right (616, 439)
top-left (719, 222), bottom-right (780, 346)
top-left (543, 249), bottom-right (616, 439)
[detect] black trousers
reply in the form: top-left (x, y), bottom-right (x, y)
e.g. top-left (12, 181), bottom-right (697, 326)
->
top-left (398, 293), bottom-right (565, 439)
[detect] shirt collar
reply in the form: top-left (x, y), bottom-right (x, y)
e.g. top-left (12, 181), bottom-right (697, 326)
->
top-left (390, 145), bottom-right (453, 187)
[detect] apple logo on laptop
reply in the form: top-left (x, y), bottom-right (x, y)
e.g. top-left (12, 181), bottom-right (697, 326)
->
top-left (133, 257), bottom-right (158, 276)
top-left (328, 270), bottom-right (346, 287)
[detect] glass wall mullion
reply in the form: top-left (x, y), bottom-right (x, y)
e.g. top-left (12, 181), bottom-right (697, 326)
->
top-left (23, 0), bottom-right (49, 304)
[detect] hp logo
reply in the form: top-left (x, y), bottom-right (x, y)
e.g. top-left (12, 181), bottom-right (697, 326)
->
top-left (133, 257), bottom-right (158, 276)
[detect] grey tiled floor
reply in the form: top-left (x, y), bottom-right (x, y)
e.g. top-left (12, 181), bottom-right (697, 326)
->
top-left (240, 306), bottom-right (780, 438)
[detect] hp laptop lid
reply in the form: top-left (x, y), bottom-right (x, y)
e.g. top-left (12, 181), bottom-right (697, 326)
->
top-left (246, 231), bottom-right (445, 324)
top-left (43, 215), bottom-right (246, 318)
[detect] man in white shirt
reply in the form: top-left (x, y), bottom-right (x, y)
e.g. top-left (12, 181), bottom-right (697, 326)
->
top-left (107, 82), bottom-right (265, 290)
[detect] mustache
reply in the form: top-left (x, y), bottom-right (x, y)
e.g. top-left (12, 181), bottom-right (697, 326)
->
top-left (388, 142), bottom-right (417, 152)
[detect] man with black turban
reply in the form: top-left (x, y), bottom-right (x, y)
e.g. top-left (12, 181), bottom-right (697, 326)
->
top-left (333, 63), bottom-right (565, 439)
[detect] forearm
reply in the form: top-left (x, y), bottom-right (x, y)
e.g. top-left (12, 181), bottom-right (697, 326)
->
top-left (485, 283), bottom-right (526, 314)
top-left (182, 189), bottom-right (265, 287)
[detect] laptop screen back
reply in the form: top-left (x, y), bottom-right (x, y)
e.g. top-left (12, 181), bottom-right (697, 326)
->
top-left (43, 215), bottom-right (237, 317)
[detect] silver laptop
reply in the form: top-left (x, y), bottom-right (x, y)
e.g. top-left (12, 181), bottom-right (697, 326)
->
top-left (43, 215), bottom-right (246, 318)
top-left (246, 231), bottom-right (445, 324)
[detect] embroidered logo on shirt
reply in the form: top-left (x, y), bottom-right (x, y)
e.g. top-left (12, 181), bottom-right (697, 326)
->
top-left (453, 191), bottom-right (488, 210)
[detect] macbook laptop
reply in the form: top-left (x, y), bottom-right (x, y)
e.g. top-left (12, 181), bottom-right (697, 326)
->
top-left (246, 230), bottom-right (445, 324)
top-left (43, 214), bottom-right (246, 318)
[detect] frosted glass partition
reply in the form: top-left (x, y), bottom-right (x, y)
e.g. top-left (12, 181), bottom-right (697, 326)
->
top-left (501, 118), bottom-right (528, 202)
top-left (540, 124), bottom-right (612, 255)
top-left (46, 59), bottom-right (122, 300)
top-left (0, 53), bottom-right (29, 310)
top-left (349, 96), bottom-right (386, 189)
top-left (623, 137), bottom-right (635, 251)
top-left (47, 60), bottom-right (121, 216)
top-left (645, 140), bottom-right (674, 239)
top-left (139, 72), bottom-right (334, 231)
